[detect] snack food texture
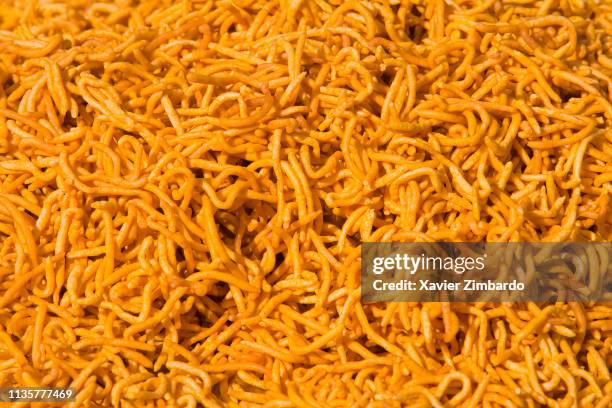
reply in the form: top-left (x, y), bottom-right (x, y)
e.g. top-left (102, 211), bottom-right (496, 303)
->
top-left (0, 0), bottom-right (611, 406)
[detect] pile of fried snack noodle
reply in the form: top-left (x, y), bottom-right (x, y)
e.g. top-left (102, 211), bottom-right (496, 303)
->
top-left (0, 0), bottom-right (611, 406)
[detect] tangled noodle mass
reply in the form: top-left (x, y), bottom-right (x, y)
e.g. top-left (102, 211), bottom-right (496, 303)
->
top-left (0, 0), bottom-right (611, 406)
